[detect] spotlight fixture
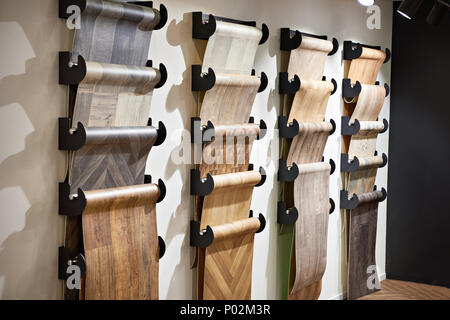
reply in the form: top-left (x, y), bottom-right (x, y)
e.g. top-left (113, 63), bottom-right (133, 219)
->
top-left (358, 0), bottom-right (375, 6)
top-left (397, 0), bottom-right (424, 20)
top-left (426, 0), bottom-right (450, 25)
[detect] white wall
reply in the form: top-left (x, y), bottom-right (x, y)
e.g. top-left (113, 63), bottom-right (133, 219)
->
top-left (0, 0), bottom-right (392, 299)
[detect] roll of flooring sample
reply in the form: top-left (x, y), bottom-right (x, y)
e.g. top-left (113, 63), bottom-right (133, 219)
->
top-left (289, 162), bottom-right (331, 300)
top-left (289, 80), bottom-right (335, 122)
top-left (198, 170), bottom-right (262, 300)
top-left (287, 36), bottom-right (334, 81)
top-left (81, 183), bottom-right (161, 299)
top-left (347, 189), bottom-right (385, 300)
top-left (199, 74), bottom-right (261, 125)
top-left (345, 47), bottom-right (386, 85)
top-left (199, 123), bottom-right (260, 178)
top-left (71, 62), bottom-right (160, 127)
top-left (201, 21), bottom-right (263, 75)
top-left (287, 122), bottom-right (333, 165)
top-left (71, 0), bottom-right (161, 66)
top-left (203, 217), bottom-right (261, 300)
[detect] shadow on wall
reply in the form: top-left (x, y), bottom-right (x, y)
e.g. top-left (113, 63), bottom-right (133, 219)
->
top-left (0, 0), bottom-right (70, 299)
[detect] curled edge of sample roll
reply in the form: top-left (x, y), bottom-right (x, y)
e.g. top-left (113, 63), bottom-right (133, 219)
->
top-left (82, 183), bottom-right (161, 300)
top-left (289, 79), bottom-right (335, 123)
top-left (83, 126), bottom-right (158, 146)
top-left (200, 123), bottom-right (260, 178)
top-left (355, 155), bottom-right (385, 170)
top-left (287, 36), bottom-right (334, 81)
top-left (83, 0), bottom-right (161, 30)
top-left (201, 21), bottom-right (263, 75)
top-left (199, 74), bottom-right (261, 126)
top-left (289, 162), bottom-right (330, 299)
top-left (211, 217), bottom-right (261, 243)
top-left (209, 170), bottom-right (262, 191)
top-left (349, 84), bottom-right (386, 122)
top-left (80, 61), bottom-right (161, 93)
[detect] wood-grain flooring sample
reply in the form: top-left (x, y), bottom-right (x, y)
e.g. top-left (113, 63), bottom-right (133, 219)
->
top-left (348, 190), bottom-right (384, 300)
top-left (82, 183), bottom-right (161, 300)
top-left (201, 21), bottom-right (262, 75)
top-left (289, 162), bottom-right (331, 300)
top-left (345, 47), bottom-right (386, 85)
top-left (287, 36), bottom-right (334, 81)
top-left (71, 0), bottom-right (161, 66)
top-left (198, 170), bottom-right (262, 300)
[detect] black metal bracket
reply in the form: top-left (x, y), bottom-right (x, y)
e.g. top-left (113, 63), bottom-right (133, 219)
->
top-left (379, 153), bottom-right (388, 168)
top-left (147, 118), bottom-right (167, 146)
top-left (340, 153), bottom-right (360, 172)
top-left (158, 236), bottom-right (166, 259)
top-left (191, 65), bottom-right (216, 91)
top-left (329, 118), bottom-right (336, 136)
top-left (190, 169), bottom-right (214, 196)
top-left (280, 28), bottom-right (339, 56)
top-left (329, 198), bottom-right (335, 214)
top-left (340, 188), bottom-right (387, 210)
top-left (279, 72), bottom-right (301, 94)
top-left (277, 201), bottom-right (298, 225)
top-left (248, 164), bottom-right (266, 187)
top-left (330, 78), bottom-right (338, 95)
top-left (146, 60), bottom-right (168, 88)
top-left (278, 159), bottom-right (299, 182)
top-left (249, 211), bottom-right (266, 233)
top-left (58, 118), bottom-right (86, 150)
top-left (375, 81), bottom-right (390, 97)
top-left (190, 117), bottom-right (215, 144)
top-left (322, 157), bottom-right (336, 175)
top-left (126, 2), bottom-right (168, 30)
top-left (251, 70), bottom-right (268, 93)
top-left (192, 12), bottom-right (269, 45)
top-left (380, 118), bottom-right (389, 134)
top-left (278, 116), bottom-right (299, 139)
top-left (341, 116), bottom-right (360, 136)
top-left (59, 182), bottom-right (86, 216)
top-left (249, 117), bottom-right (267, 140)
top-left (59, 51), bottom-right (86, 85)
top-left (343, 41), bottom-right (391, 63)
top-left (342, 79), bottom-right (362, 98)
top-left (144, 175), bottom-right (167, 203)
top-left (190, 220), bottom-right (214, 248)
top-left (58, 246), bottom-right (86, 280)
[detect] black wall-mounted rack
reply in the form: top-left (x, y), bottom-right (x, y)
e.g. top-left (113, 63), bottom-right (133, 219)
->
top-left (191, 65), bottom-right (267, 93)
top-left (190, 213), bottom-right (266, 249)
top-left (340, 187), bottom-right (387, 210)
top-left (323, 157), bottom-right (336, 175)
top-left (190, 117), bottom-right (266, 145)
top-left (58, 117), bottom-right (166, 150)
top-left (59, 52), bottom-right (168, 88)
top-left (341, 116), bottom-right (389, 136)
top-left (59, 1), bottom-right (168, 30)
top-left (278, 159), bottom-right (299, 182)
top-left (342, 79), bottom-right (389, 98)
top-left (340, 153), bottom-right (388, 172)
top-left (343, 40), bottom-right (391, 64)
top-left (190, 166), bottom-right (266, 196)
top-left (280, 28), bottom-right (339, 56)
top-left (192, 11), bottom-right (269, 45)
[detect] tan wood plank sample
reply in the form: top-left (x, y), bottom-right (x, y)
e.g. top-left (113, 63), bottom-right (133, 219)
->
top-left (72, 0), bottom-right (161, 66)
top-left (348, 190), bottom-right (384, 300)
top-left (198, 170), bottom-right (262, 300)
top-left (345, 47), bottom-right (386, 85)
top-left (201, 21), bottom-right (262, 75)
top-left (287, 36), bottom-right (334, 81)
top-left (82, 183), bottom-right (161, 300)
top-left (289, 162), bottom-right (331, 300)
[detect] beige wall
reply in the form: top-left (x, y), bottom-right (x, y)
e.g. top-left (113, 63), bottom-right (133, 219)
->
top-left (0, 0), bottom-right (392, 299)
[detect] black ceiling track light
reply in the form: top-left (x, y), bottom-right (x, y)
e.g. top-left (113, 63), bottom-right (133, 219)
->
top-left (397, 0), bottom-right (425, 20)
top-left (397, 0), bottom-right (449, 25)
top-left (426, 0), bottom-right (450, 25)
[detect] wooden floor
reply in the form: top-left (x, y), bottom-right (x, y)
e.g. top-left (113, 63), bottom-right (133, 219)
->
top-left (358, 279), bottom-right (450, 300)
